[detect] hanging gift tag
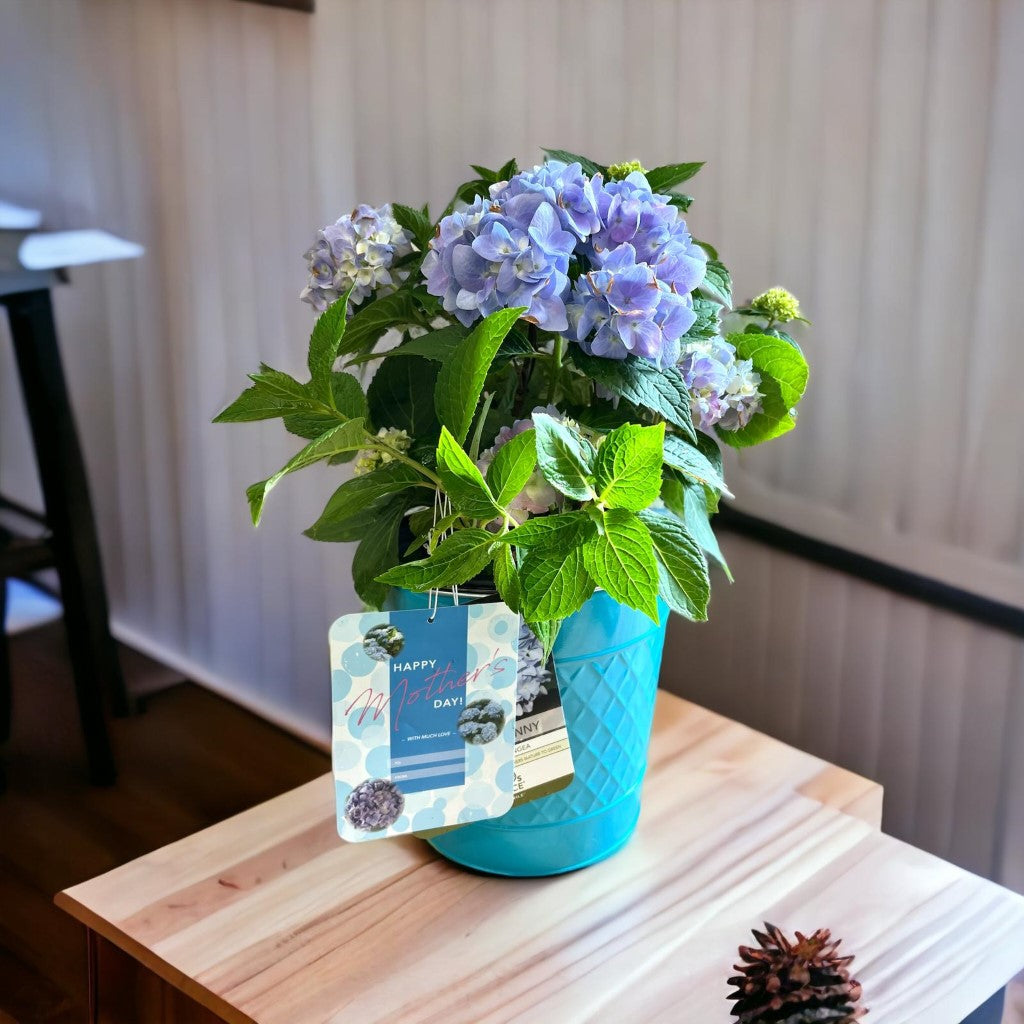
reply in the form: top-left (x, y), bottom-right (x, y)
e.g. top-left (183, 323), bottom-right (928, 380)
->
top-left (330, 603), bottom-right (519, 842)
top-left (413, 620), bottom-right (575, 839)
top-left (510, 620), bottom-right (575, 806)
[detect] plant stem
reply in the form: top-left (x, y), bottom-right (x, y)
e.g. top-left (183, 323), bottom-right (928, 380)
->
top-left (547, 335), bottom-right (565, 405)
top-left (468, 390), bottom-right (495, 462)
top-left (366, 436), bottom-right (444, 489)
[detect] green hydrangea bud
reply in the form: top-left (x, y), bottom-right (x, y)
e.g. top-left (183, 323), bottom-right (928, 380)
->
top-left (607, 159), bottom-right (647, 180)
top-left (353, 426), bottom-right (411, 476)
top-left (750, 287), bottom-right (803, 323)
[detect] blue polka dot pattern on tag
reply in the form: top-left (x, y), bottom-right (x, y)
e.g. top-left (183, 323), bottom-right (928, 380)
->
top-left (365, 744), bottom-right (391, 778)
top-left (331, 669), bottom-right (353, 702)
top-left (412, 806), bottom-right (446, 831)
top-left (333, 743), bottom-right (361, 771)
top-left (341, 641), bottom-right (376, 677)
top-left (496, 760), bottom-right (514, 792)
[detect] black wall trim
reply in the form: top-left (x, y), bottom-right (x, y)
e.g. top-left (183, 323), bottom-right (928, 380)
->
top-left (716, 506), bottom-right (1024, 639)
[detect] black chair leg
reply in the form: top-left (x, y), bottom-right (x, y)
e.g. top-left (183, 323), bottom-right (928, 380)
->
top-left (3, 289), bottom-right (121, 784)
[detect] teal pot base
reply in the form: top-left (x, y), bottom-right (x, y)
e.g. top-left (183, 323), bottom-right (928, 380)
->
top-left (426, 787), bottom-right (642, 877)
top-left (392, 588), bottom-right (669, 878)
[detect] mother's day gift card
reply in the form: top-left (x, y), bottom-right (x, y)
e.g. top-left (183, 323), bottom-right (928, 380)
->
top-left (330, 603), bottom-right (519, 842)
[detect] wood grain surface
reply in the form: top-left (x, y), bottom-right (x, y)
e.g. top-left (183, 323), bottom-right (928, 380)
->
top-left (57, 692), bottom-right (1024, 1024)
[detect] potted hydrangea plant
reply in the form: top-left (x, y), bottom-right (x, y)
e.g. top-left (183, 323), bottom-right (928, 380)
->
top-left (215, 151), bottom-right (809, 875)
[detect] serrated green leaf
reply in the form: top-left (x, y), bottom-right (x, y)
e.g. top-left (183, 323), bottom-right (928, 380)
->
top-left (673, 477), bottom-right (731, 580)
top-left (346, 325), bottom-right (467, 367)
top-left (282, 373), bottom-right (368, 439)
top-left (368, 353), bottom-right (440, 439)
top-left (568, 350), bottom-right (697, 442)
top-left (435, 306), bottom-right (525, 444)
top-left (717, 332), bottom-right (809, 449)
top-left (526, 619), bottom-right (561, 661)
top-left (307, 291), bottom-right (352, 403)
top-left (213, 386), bottom-right (296, 424)
top-left (699, 259), bottom-right (732, 308)
top-left (683, 296), bottom-right (721, 340)
top-left (248, 364), bottom-right (316, 404)
top-left (667, 193), bottom-right (693, 211)
top-left (594, 422), bottom-right (665, 510)
top-left (638, 509), bottom-right (710, 620)
top-left (338, 289), bottom-right (427, 357)
top-left (352, 497), bottom-right (407, 609)
top-left (520, 546), bottom-right (594, 621)
top-left (533, 413), bottom-right (597, 501)
top-left (582, 509), bottom-right (660, 622)
top-left (662, 433), bottom-right (731, 496)
top-left (436, 426), bottom-right (502, 520)
top-left (500, 510), bottom-right (596, 551)
top-left (492, 545), bottom-right (521, 613)
top-left (497, 158), bottom-right (518, 180)
top-left (392, 203), bottom-right (434, 249)
top-left (541, 148), bottom-right (606, 178)
top-left (644, 161), bottom-right (704, 192)
top-left (304, 463), bottom-right (427, 542)
top-left (376, 529), bottom-right (496, 590)
top-left (246, 418), bottom-right (366, 525)
top-left (485, 428), bottom-right (536, 508)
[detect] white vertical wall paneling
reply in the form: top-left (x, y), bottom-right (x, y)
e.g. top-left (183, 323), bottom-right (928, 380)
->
top-left (0, 0), bottom-right (1021, 889)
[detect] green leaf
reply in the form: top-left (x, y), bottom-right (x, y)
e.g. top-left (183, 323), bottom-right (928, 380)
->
top-left (246, 418), bottom-right (366, 525)
top-left (683, 296), bottom-right (721, 340)
top-left (304, 463), bottom-right (426, 542)
top-left (582, 509), bottom-right (660, 622)
top-left (594, 422), bottom-right (665, 511)
top-left (491, 545), bottom-right (521, 613)
top-left (667, 193), bottom-right (693, 212)
top-left (282, 373), bottom-right (368, 440)
top-left (541, 148), bottom-right (606, 178)
top-left (569, 350), bottom-right (697, 442)
top-left (352, 497), bottom-right (407, 609)
top-left (248, 364), bottom-right (316, 404)
top-left (435, 306), bottom-right (525, 443)
top-left (346, 325), bottom-right (467, 366)
top-left (376, 528), bottom-right (496, 590)
top-left (213, 386), bottom-right (297, 424)
top-left (674, 477), bottom-right (731, 580)
top-left (338, 289), bottom-right (427, 356)
top-left (485, 428), bottom-right (537, 507)
top-left (644, 161), bottom-right (704, 192)
top-left (520, 546), bottom-right (594, 622)
top-left (307, 291), bottom-right (352, 404)
top-left (662, 433), bottom-right (731, 496)
top-left (717, 332), bottom-right (810, 449)
top-left (392, 203), bottom-right (434, 249)
top-left (500, 510), bottom-right (596, 551)
top-left (533, 413), bottom-right (597, 501)
top-left (435, 426), bottom-right (502, 520)
top-left (699, 259), bottom-right (732, 308)
top-left (638, 509), bottom-right (710, 621)
top-left (526, 619), bottom-right (561, 661)
top-left (368, 353), bottom-right (440, 439)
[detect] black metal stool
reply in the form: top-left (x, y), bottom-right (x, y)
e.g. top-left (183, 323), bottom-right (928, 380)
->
top-left (1, 284), bottom-right (128, 785)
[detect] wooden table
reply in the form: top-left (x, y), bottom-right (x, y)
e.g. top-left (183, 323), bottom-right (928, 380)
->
top-left (57, 691), bottom-right (1024, 1024)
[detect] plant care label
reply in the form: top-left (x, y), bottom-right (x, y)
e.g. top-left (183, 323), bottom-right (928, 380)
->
top-left (329, 603), bottom-right (518, 842)
top-left (413, 620), bottom-right (575, 839)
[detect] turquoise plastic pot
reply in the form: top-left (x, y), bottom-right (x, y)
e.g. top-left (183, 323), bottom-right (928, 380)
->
top-left (391, 588), bottom-right (669, 876)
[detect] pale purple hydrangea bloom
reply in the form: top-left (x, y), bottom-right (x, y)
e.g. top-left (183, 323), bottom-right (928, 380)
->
top-left (515, 621), bottom-right (552, 717)
top-left (493, 160), bottom-right (602, 240)
top-left (476, 405), bottom-right (565, 521)
top-left (678, 337), bottom-right (763, 432)
top-left (457, 699), bottom-right (505, 744)
top-left (565, 243), bottom-right (696, 369)
top-left (344, 778), bottom-right (404, 831)
top-left (423, 189), bottom-right (576, 331)
top-left (301, 204), bottom-right (414, 313)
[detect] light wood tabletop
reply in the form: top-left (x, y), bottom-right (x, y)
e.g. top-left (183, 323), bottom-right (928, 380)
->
top-left (57, 691), bottom-right (1024, 1024)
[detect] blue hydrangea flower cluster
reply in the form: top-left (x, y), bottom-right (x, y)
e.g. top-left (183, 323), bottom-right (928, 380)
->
top-left (301, 204), bottom-right (414, 313)
top-left (457, 699), bottom-right (506, 745)
top-left (678, 337), bottom-right (764, 432)
top-left (422, 185), bottom-right (577, 331)
top-left (344, 778), bottom-right (405, 831)
top-left (423, 162), bottom-right (707, 369)
top-left (361, 623), bottom-right (405, 661)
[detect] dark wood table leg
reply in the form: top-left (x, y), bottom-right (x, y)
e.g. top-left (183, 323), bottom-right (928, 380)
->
top-left (3, 288), bottom-right (125, 784)
top-left (86, 927), bottom-right (99, 1024)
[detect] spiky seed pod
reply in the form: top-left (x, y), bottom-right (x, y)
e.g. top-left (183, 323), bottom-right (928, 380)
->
top-left (727, 922), bottom-right (867, 1024)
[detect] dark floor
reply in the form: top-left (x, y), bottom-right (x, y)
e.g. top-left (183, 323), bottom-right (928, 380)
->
top-left (0, 622), bottom-right (330, 1024)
